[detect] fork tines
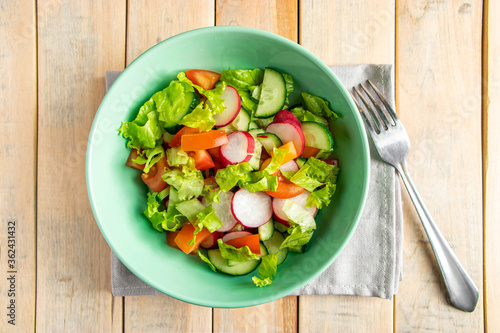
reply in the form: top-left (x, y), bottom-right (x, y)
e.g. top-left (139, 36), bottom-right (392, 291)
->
top-left (350, 80), bottom-right (397, 133)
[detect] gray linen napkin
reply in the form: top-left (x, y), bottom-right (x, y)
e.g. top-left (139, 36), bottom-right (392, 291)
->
top-left (107, 64), bottom-right (403, 299)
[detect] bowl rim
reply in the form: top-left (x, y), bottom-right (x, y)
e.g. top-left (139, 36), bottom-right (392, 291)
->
top-left (86, 26), bottom-right (370, 308)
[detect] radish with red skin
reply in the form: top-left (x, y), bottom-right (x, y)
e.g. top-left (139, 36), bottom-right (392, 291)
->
top-left (221, 231), bottom-right (252, 243)
top-left (201, 191), bottom-right (238, 232)
top-left (279, 159), bottom-right (299, 172)
top-left (265, 122), bottom-right (305, 156)
top-left (272, 191), bottom-right (318, 225)
top-left (273, 110), bottom-right (301, 128)
top-left (200, 231), bottom-right (223, 249)
top-left (231, 189), bottom-right (273, 228)
top-left (213, 85), bottom-right (241, 127)
top-left (219, 131), bottom-right (255, 166)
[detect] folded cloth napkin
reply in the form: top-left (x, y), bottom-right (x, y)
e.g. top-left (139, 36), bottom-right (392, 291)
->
top-left (107, 64), bottom-right (403, 299)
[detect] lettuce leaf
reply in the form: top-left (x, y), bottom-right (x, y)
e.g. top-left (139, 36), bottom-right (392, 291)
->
top-left (290, 157), bottom-right (335, 192)
top-left (290, 106), bottom-right (329, 127)
top-left (198, 250), bottom-right (217, 272)
top-left (252, 253), bottom-right (278, 287)
top-left (307, 164), bottom-right (339, 209)
top-left (302, 93), bottom-right (339, 120)
top-left (239, 90), bottom-right (259, 114)
top-left (143, 191), bottom-right (186, 232)
top-left (217, 239), bottom-right (260, 262)
top-left (177, 72), bottom-right (227, 115)
top-left (118, 100), bottom-right (164, 149)
top-left (132, 145), bottom-right (165, 173)
top-left (162, 160), bottom-right (204, 200)
top-left (175, 198), bottom-right (206, 221)
top-left (194, 205), bottom-right (223, 233)
top-left (166, 146), bottom-right (190, 167)
top-left (279, 200), bottom-right (317, 250)
top-left (153, 80), bottom-right (196, 129)
top-left (215, 162), bottom-right (254, 192)
top-left (239, 175), bottom-right (278, 193)
top-left (179, 101), bottom-right (215, 131)
top-left (220, 69), bottom-right (264, 91)
top-left (201, 182), bottom-right (221, 204)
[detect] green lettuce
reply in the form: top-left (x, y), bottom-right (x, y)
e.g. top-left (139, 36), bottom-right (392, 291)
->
top-left (177, 72), bottom-right (227, 115)
top-left (175, 198), bottom-right (206, 221)
top-left (143, 192), bottom-right (186, 232)
top-left (179, 101), bottom-right (215, 131)
top-left (215, 162), bottom-right (254, 192)
top-left (279, 200), bottom-right (317, 250)
top-left (166, 146), bottom-right (190, 167)
top-left (282, 73), bottom-right (294, 104)
top-left (198, 250), bottom-right (217, 272)
top-left (302, 93), bottom-right (339, 120)
top-left (290, 157), bottom-right (335, 192)
top-left (239, 90), bottom-right (259, 114)
top-left (290, 105), bottom-right (329, 127)
top-left (220, 69), bottom-right (264, 91)
top-left (194, 205), bottom-right (223, 233)
top-left (162, 160), bottom-right (204, 200)
top-left (252, 253), bottom-right (279, 287)
top-left (153, 80), bottom-right (196, 129)
top-left (201, 182), bottom-right (221, 204)
top-left (132, 145), bottom-right (165, 173)
top-left (307, 164), bottom-right (339, 209)
top-left (118, 100), bottom-right (163, 149)
top-left (217, 239), bottom-right (260, 262)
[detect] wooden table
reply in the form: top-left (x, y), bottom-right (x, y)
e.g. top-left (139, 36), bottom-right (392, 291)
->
top-left (1, 0), bottom-right (497, 332)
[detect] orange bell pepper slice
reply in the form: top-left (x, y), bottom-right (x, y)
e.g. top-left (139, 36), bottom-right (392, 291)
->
top-left (270, 141), bottom-right (298, 165)
top-left (169, 126), bottom-right (200, 147)
top-left (174, 223), bottom-right (211, 254)
top-left (302, 146), bottom-right (321, 158)
top-left (260, 157), bottom-right (307, 199)
top-left (181, 130), bottom-right (228, 151)
top-left (166, 230), bottom-right (181, 250)
top-left (224, 234), bottom-right (261, 255)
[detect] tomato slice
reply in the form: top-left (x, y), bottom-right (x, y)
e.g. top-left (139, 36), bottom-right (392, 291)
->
top-left (224, 234), bottom-right (261, 255)
top-left (302, 146), bottom-right (321, 158)
top-left (188, 150), bottom-right (215, 171)
top-left (125, 149), bottom-right (145, 171)
top-left (260, 157), bottom-right (306, 199)
top-left (141, 156), bottom-right (168, 192)
top-left (185, 69), bottom-right (221, 90)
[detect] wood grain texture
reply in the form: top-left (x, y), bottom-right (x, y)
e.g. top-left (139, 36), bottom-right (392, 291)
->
top-left (395, 0), bottom-right (484, 331)
top-left (213, 296), bottom-right (297, 333)
top-left (36, 0), bottom-right (126, 331)
top-left (126, 0), bottom-right (215, 65)
top-left (484, 0), bottom-right (500, 331)
top-left (123, 1), bottom-right (214, 330)
top-left (299, 0), bottom-right (395, 331)
top-left (213, 2), bottom-right (298, 332)
top-left (124, 296), bottom-right (211, 333)
top-left (216, 0), bottom-right (298, 41)
top-left (0, 1), bottom-right (36, 332)
top-left (300, 0), bottom-right (395, 66)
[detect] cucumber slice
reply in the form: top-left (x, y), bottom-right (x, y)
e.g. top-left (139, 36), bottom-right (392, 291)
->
top-left (248, 138), bottom-right (262, 170)
top-left (257, 132), bottom-right (283, 155)
top-left (296, 156), bottom-right (307, 168)
top-left (254, 117), bottom-right (274, 129)
top-left (231, 108), bottom-right (251, 131)
top-left (273, 220), bottom-right (288, 233)
top-left (263, 231), bottom-right (288, 266)
top-left (248, 121), bottom-right (260, 130)
top-left (248, 128), bottom-right (265, 137)
top-left (254, 68), bottom-right (286, 118)
top-left (227, 243), bottom-right (268, 267)
top-left (208, 248), bottom-right (260, 275)
top-left (301, 121), bottom-right (334, 150)
top-left (258, 220), bottom-right (275, 241)
top-left (288, 244), bottom-right (307, 253)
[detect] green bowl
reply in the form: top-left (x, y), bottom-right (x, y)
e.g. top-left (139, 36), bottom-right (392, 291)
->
top-left (86, 26), bottom-right (369, 308)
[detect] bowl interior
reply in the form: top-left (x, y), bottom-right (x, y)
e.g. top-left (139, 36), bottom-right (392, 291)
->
top-left (86, 27), bottom-right (369, 308)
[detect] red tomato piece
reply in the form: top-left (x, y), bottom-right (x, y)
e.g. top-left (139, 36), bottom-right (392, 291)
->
top-left (188, 150), bottom-right (215, 171)
top-left (125, 149), bottom-right (145, 171)
top-left (185, 69), bottom-right (221, 91)
top-left (141, 156), bottom-right (168, 192)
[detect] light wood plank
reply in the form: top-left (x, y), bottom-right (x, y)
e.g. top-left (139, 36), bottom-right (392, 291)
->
top-left (36, 0), bottom-right (126, 331)
top-left (214, 2), bottom-right (298, 332)
top-left (0, 1), bottom-right (36, 332)
top-left (123, 1), bottom-right (214, 331)
top-left (216, 0), bottom-right (297, 41)
top-left (395, 0), bottom-right (484, 331)
top-left (299, 0), bottom-right (395, 331)
top-left (484, 0), bottom-right (500, 331)
top-left (126, 0), bottom-right (215, 65)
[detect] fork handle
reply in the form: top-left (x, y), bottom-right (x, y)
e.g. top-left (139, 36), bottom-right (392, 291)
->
top-left (395, 161), bottom-right (479, 312)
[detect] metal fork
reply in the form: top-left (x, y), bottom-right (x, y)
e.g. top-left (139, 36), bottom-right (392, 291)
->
top-left (350, 81), bottom-right (479, 312)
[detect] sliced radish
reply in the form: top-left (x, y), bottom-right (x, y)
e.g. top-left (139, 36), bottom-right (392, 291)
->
top-left (221, 231), bottom-right (252, 243)
top-left (266, 122), bottom-right (305, 156)
top-left (272, 191), bottom-right (318, 226)
top-left (273, 110), bottom-right (301, 128)
top-left (219, 131), bottom-right (255, 166)
top-left (213, 85), bottom-right (241, 127)
top-left (231, 189), bottom-right (273, 228)
top-left (280, 159), bottom-right (299, 172)
top-left (200, 231), bottom-right (223, 249)
top-left (201, 191), bottom-right (238, 232)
